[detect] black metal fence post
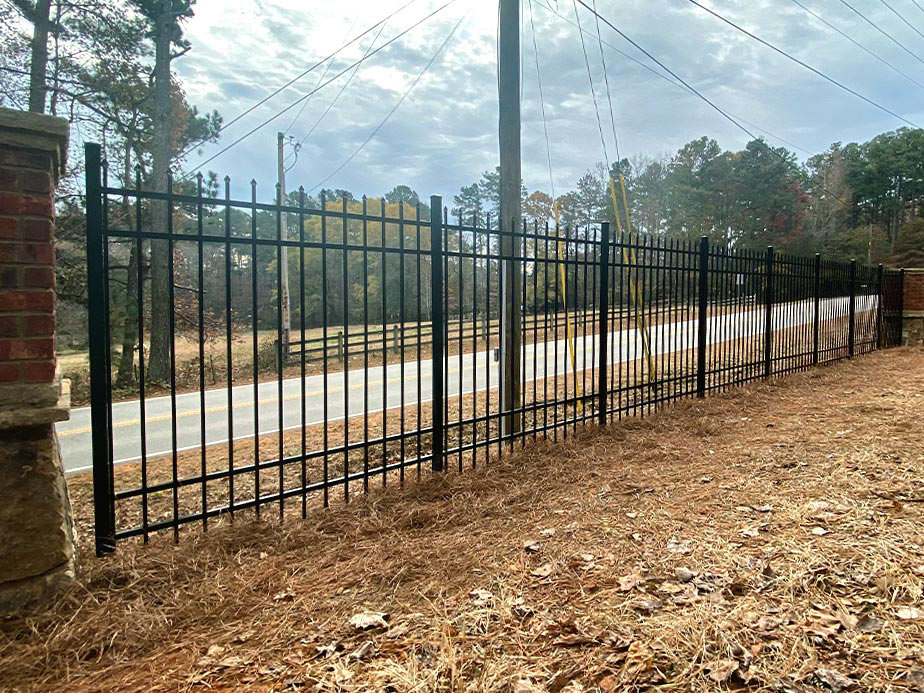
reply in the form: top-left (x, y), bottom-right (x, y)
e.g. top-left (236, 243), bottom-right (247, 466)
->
top-left (899, 268), bottom-right (906, 346)
top-left (876, 263), bottom-right (884, 350)
top-left (848, 258), bottom-right (857, 358)
top-left (85, 143), bottom-right (115, 556)
top-left (696, 235), bottom-right (708, 398)
top-left (764, 246), bottom-right (774, 378)
top-left (813, 253), bottom-right (821, 366)
top-left (597, 222), bottom-right (610, 424)
top-left (430, 195), bottom-right (445, 472)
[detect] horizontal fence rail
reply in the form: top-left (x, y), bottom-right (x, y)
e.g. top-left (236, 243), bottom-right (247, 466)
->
top-left (84, 144), bottom-right (905, 554)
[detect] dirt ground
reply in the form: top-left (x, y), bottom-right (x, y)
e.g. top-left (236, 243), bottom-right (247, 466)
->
top-left (2, 348), bottom-right (924, 692)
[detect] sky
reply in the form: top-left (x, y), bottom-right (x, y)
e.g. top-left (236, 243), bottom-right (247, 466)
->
top-left (174, 0), bottom-right (924, 202)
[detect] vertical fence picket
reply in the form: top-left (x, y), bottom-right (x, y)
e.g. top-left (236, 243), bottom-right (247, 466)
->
top-left (764, 246), bottom-right (774, 378)
top-left (430, 195), bottom-right (445, 472)
top-left (813, 253), bottom-right (821, 366)
top-left (696, 236), bottom-right (708, 398)
top-left (848, 259), bottom-right (857, 358)
top-left (597, 222), bottom-right (610, 425)
top-left (85, 143), bottom-right (115, 556)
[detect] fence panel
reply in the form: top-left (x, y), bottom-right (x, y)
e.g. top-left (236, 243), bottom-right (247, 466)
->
top-left (84, 147), bottom-right (906, 553)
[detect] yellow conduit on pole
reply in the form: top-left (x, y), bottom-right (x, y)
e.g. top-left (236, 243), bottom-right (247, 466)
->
top-left (553, 202), bottom-right (583, 407)
top-left (608, 173), bottom-right (656, 382)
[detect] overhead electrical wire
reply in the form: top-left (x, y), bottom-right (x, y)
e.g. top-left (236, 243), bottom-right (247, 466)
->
top-left (572, 0), bottom-right (609, 165)
top-left (686, 0), bottom-right (922, 129)
top-left (837, 0), bottom-right (924, 67)
top-left (911, 0), bottom-right (924, 17)
top-left (287, 20), bottom-right (390, 169)
top-left (308, 8), bottom-right (469, 194)
top-left (175, 0), bottom-right (419, 164)
top-left (532, 0), bottom-right (814, 156)
top-left (591, 0), bottom-right (620, 164)
top-left (282, 16), bottom-right (360, 137)
top-left (787, 0), bottom-right (924, 93)
top-left (182, 0), bottom-right (458, 178)
top-left (527, 0), bottom-right (556, 198)
top-left (876, 0), bottom-right (924, 43)
top-left (571, 0), bottom-right (855, 207)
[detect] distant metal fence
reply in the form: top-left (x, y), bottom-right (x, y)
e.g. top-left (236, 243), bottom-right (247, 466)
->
top-left (85, 144), bottom-right (905, 554)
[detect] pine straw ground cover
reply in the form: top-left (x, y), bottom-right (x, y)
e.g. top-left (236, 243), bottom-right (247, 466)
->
top-left (3, 349), bottom-right (924, 692)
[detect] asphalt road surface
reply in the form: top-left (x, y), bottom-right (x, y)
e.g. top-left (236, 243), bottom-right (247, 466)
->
top-left (58, 296), bottom-right (874, 473)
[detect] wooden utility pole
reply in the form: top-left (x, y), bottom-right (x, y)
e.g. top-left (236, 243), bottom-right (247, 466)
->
top-left (277, 132), bottom-right (292, 348)
top-left (499, 0), bottom-right (522, 439)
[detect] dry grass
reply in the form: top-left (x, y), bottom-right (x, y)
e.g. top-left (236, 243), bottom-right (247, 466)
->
top-left (3, 348), bottom-right (924, 692)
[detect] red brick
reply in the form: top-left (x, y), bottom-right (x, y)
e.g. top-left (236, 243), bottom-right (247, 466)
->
top-left (0, 267), bottom-right (18, 289)
top-left (19, 170), bottom-right (51, 194)
top-left (0, 337), bottom-right (54, 360)
top-left (23, 266), bottom-right (54, 288)
top-left (0, 291), bottom-right (53, 313)
top-left (21, 218), bottom-right (51, 241)
top-left (24, 361), bottom-right (55, 383)
top-left (0, 363), bottom-right (20, 383)
top-left (0, 217), bottom-right (17, 239)
top-left (0, 242), bottom-right (53, 265)
top-left (0, 316), bottom-right (18, 337)
top-left (24, 314), bottom-right (53, 337)
top-left (0, 191), bottom-right (53, 217)
top-left (0, 168), bottom-right (16, 191)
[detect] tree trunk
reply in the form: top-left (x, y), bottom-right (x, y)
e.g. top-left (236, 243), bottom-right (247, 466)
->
top-left (27, 0), bottom-right (51, 113)
top-left (116, 137), bottom-right (139, 387)
top-left (146, 0), bottom-right (172, 384)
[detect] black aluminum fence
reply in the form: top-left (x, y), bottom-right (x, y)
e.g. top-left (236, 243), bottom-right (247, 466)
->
top-left (85, 144), bottom-right (905, 554)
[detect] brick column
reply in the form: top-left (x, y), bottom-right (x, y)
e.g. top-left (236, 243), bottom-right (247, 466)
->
top-left (0, 108), bottom-right (74, 611)
top-left (903, 269), bottom-right (924, 346)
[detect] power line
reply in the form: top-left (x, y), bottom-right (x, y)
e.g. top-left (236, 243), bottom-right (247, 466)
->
top-left (571, 0), bottom-right (854, 206)
top-left (182, 0), bottom-right (458, 178)
top-left (837, 0), bottom-right (924, 67)
top-left (527, 0), bottom-right (556, 198)
top-left (911, 0), bottom-right (924, 17)
top-left (308, 8), bottom-right (468, 193)
top-left (533, 0), bottom-right (814, 156)
top-left (877, 0), bottom-right (924, 43)
top-left (686, 0), bottom-right (922, 129)
top-left (292, 21), bottom-right (389, 156)
top-left (174, 0), bottom-right (419, 164)
top-left (788, 0), bottom-right (924, 93)
top-left (282, 16), bottom-right (360, 137)
top-left (572, 0), bottom-right (609, 164)
top-left (591, 0), bottom-right (620, 164)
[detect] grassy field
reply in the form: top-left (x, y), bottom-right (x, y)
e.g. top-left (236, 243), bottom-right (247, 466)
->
top-left (3, 347), bottom-right (922, 691)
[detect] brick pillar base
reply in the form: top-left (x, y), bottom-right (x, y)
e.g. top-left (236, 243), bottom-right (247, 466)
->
top-left (0, 108), bottom-right (74, 611)
top-left (903, 269), bottom-right (924, 346)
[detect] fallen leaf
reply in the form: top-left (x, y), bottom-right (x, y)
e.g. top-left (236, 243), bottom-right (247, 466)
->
top-left (523, 539), bottom-right (542, 553)
top-left (622, 641), bottom-right (654, 681)
top-left (706, 659), bottom-right (739, 683)
top-left (273, 591), bottom-right (296, 603)
top-left (896, 606), bottom-right (922, 620)
top-left (836, 611), bottom-right (858, 630)
top-left (751, 504), bottom-right (774, 513)
top-left (469, 589), bottom-right (493, 606)
top-left (539, 528), bottom-right (556, 537)
top-left (553, 633), bottom-right (597, 647)
top-left (349, 611), bottom-right (389, 631)
top-left (632, 598), bottom-right (662, 613)
top-left (741, 527), bottom-right (760, 538)
top-left (514, 680), bottom-right (541, 693)
top-left (675, 567), bottom-right (697, 583)
top-left (350, 641), bottom-right (373, 660)
top-left (531, 562), bottom-right (554, 578)
top-left (618, 574), bottom-right (641, 591)
top-left (815, 668), bottom-right (855, 691)
top-left (856, 614), bottom-right (882, 632)
top-left (811, 526), bottom-right (830, 536)
top-left (667, 538), bottom-right (692, 554)
top-left (625, 512), bottom-right (638, 519)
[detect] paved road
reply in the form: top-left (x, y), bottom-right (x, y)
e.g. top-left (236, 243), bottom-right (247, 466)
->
top-left (57, 295), bottom-right (874, 473)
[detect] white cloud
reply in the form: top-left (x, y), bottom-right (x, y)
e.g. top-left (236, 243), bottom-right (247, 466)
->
top-left (175, 0), bottom-right (924, 202)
